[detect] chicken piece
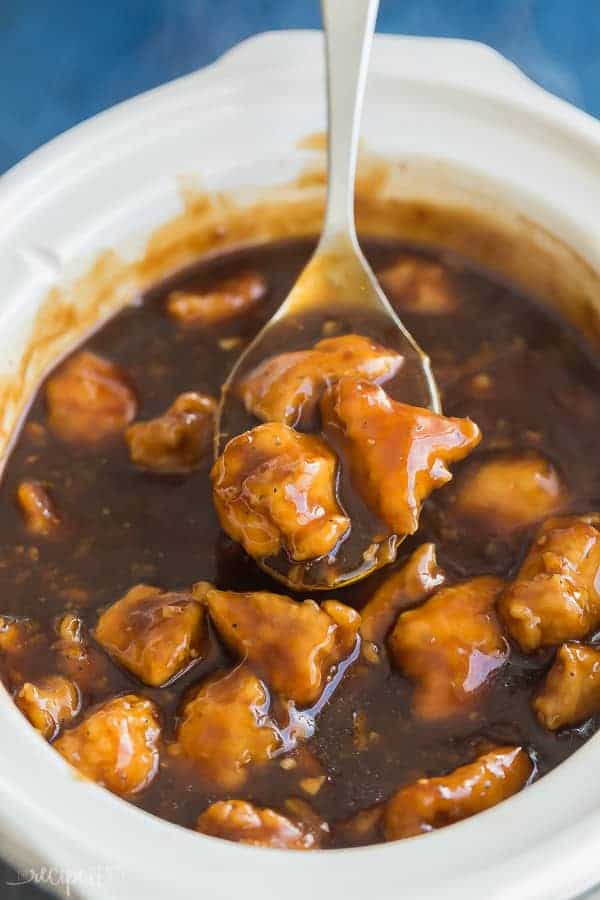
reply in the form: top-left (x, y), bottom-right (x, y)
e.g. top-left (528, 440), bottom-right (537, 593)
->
top-left (360, 543), bottom-right (446, 647)
top-left (534, 643), bottom-right (600, 730)
top-left (166, 271), bottom-right (267, 327)
top-left (94, 584), bottom-right (205, 687)
top-left (499, 515), bottom-right (600, 652)
top-left (45, 351), bottom-right (136, 445)
top-left (196, 583), bottom-right (360, 706)
top-left (388, 577), bottom-right (508, 719)
top-left (16, 675), bottom-right (80, 740)
top-left (54, 694), bottom-right (161, 796)
top-left (16, 481), bottom-right (61, 538)
top-left (322, 378), bottom-right (481, 536)
top-left (383, 746), bottom-right (532, 840)
top-left (454, 453), bottom-right (565, 533)
top-left (0, 616), bottom-right (44, 657)
top-left (211, 422), bottom-right (350, 562)
top-left (238, 334), bottom-right (403, 427)
top-left (125, 392), bottom-right (216, 474)
top-left (0, 616), bottom-right (46, 688)
top-left (53, 614), bottom-right (110, 694)
top-left (378, 258), bottom-right (457, 316)
top-left (55, 613), bottom-right (86, 645)
top-left (171, 665), bottom-right (281, 790)
top-left (196, 799), bottom-right (323, 849)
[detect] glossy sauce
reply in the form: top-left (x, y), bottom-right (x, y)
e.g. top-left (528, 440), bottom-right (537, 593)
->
top-left (1, 236), bottom-right (600, 844)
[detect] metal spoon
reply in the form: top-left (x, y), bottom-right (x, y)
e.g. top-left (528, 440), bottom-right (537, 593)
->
top-left (215, 0), bottom-right (440, 591)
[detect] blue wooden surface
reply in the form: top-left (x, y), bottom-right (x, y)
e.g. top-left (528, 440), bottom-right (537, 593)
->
top-left (1, 0), bottom-right (599, 176)
top-left (0, 0), bottom-right (599, 896)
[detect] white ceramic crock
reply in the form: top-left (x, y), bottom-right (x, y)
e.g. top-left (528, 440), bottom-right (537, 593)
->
top-left (1, 32), bottom-right (600, 900)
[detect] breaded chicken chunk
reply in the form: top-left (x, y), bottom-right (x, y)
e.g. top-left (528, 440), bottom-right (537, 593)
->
top-left (0, 616), bottom-right (47, 689)
top-left (499, 514), bottom-right (600, 651)
top-left (454, 452), bottom-right (564, 533)
top-left (388, 577), bottom-right (508, 719)
top-left (360, 543), bottom-right (446, 648)
top-left (196, 583), bottom-right (360, 705)
top-left (211, 422), bottom-right (350, 562)
top-left (166, 271), bottom-right (267, 327)
top-left (239, 334), bottom-right (403, 427)
top-left (54, 694), bottom-right (161, 796)
top-left (378, 258), bottom-right (457, 316)
top-left (171, 666), bottom-right (281, 789)
top-left (45, 351), bottom-right (136, 445)
top-left (16, 481), bottom-right (61, 538)
top-left (53, 614), bottom-right (111, 695)
top-left (0, 616), bottom-right (45, 657)
top-left (534, 642), bottom-right (600, 730)
top-left (94, 585), bottom-right (205, 687)
top-left (196, 799), bottom-right (323, 849)
top-left (125, 392), bottom-right (217, 473)
top-left (322, 378), bottom-right (481, 536)
top-left (16, 675), bottom-right (80, 740)
top-left (384, 746), bottom-right (532, 840)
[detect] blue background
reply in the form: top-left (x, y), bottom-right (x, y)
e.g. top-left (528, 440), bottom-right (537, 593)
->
top-left (1, 0), bottom-right (600, 176)
top-left (0, 0), bottom-right (599, 896)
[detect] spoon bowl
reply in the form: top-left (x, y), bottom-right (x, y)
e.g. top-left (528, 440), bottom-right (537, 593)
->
top-left (214, 0), bottom-right (440, 591)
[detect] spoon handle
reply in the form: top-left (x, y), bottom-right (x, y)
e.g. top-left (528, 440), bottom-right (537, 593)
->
top-left (320, 0), bottom-right (379, 246)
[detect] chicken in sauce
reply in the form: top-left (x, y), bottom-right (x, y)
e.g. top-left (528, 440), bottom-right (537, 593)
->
top-left (1, 235), bottom-right (600, 850)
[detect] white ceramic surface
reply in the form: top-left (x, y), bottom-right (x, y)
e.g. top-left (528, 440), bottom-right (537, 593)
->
top-left (1, 31), bottom-right (600, 900)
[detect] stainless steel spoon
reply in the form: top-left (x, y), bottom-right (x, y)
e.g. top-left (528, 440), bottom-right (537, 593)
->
top-left (215, 0), bottom-right (440, 590)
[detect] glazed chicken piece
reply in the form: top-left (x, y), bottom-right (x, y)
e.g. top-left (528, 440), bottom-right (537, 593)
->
top-left (16, 675), bottom-right (80, 740)
top-left (196, 799), bottom-right (324, 849)
top-left (534, 643), bottom-right (600, 730)
top-left (321, 377), bottom-right (481, 536)
top-left (94, 585), bottom-right (205, 687)
top-left (125, 392), bottom-right (217, 473)
top-left (195, 583), bottom-right (360, 706)
top-left (0, 616), bottom-right (44, 658)
top-left (211, 422), bottom-right (350, 562)
top-left (499, 514), bottom-right (600, 652)
top-left (16, 481), bottom-right (61, 538)
top-left (238, 334), bottom-right (403, 427)
top-left (171, 665), bottom-right (281, 790)
top-left (454, 452), bottom-right (565, 533)
top-left (0, 617), bottom-right (46, 689)
top-left (45, 351), bottom-right (136, 445)
top-left (388, 577), bottom-right (508, 719)
top-left (360, 543), bottom-right (446, 648)
top-left (166, 271), bottom-right (267, 327)
top-left (383, 746), bottom-right (532, 840)
top-left (378, 257), bottom-right (457, 316)
top-left (54, 694), bottom-right (161, 796)
top-left (53, 614), bottom-right (110, 695)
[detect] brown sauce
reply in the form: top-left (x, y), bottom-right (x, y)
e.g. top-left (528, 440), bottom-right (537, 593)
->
top-left (2, 235), bottom-right (600, 845)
